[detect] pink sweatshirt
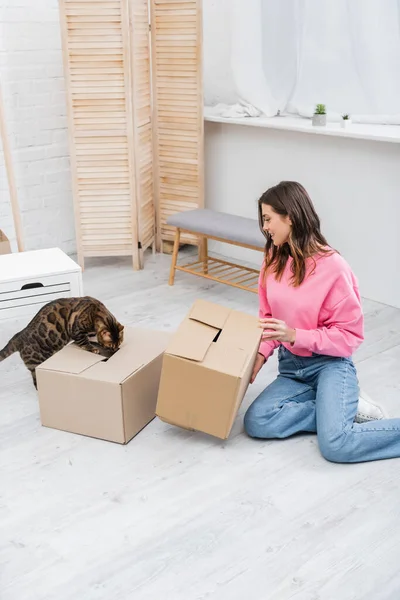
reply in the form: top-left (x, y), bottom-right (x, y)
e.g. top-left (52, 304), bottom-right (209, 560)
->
top-left (258, 250), bottom-right (364, 360)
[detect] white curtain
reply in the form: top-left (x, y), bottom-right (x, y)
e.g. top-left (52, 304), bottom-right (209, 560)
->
top-left (230, 0), bottom-right (400, 124)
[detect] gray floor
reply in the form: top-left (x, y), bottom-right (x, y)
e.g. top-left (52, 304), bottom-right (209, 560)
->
top-left (1, 249), bottom-right (400, 600)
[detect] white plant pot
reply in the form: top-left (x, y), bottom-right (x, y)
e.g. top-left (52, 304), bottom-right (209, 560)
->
top-left (312, 114), bottom-right (327, 127)
top-left (341, 119), bottom-right (352, 128)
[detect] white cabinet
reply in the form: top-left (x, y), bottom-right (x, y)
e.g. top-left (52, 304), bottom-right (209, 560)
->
top-left (0, 248), bottom-right (83, 321)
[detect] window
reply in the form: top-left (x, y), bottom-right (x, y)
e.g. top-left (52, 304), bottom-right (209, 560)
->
top-left (230, 0), bottom-right (400, 124)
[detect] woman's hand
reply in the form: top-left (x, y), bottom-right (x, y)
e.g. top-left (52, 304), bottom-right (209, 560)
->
top-left (259, 318), bottom-right (296, 344)
top-left (250, 352), bottom-right (266, 384)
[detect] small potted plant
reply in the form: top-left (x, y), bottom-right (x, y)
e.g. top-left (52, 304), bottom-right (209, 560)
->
top-left (312, 104), bottom-right (327, 126)
top-left (341, 113), bottom-right (352, 128)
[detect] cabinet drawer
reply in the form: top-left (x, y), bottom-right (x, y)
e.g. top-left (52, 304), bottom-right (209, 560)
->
top-left (0, 283), bottom-right (71, 310)
top-left (0, 273), bottom-right (76, 295)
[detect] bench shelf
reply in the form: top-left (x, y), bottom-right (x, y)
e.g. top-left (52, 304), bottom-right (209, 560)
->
top-left (167, 209), bottom-right (266, 293)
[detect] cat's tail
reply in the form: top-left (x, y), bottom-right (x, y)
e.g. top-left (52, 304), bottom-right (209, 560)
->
top-left (0, 332), bottom-right (21, 362)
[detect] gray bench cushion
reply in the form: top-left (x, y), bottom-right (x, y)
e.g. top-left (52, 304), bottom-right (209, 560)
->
top-left (167, 208), bottom-right (265, 249)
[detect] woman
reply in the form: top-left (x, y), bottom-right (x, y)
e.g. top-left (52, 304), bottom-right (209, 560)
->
top-left (244, 181), bottom-right (400, 463)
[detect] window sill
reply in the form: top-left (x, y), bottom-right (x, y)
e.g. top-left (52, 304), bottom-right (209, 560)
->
top-left (204, 107), bottom-right (400, 145)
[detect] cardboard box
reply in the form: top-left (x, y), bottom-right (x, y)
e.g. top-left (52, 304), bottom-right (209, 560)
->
top-left (0, 230), bottom-right (11, 255)
top-left (37, 327), bottom-right (171, 443)
top-left (156, 299), bottom-right (262, 439)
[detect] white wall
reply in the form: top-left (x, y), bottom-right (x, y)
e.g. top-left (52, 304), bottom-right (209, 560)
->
top-left (0, 0), bottom-right (75, 253)
top-left (205, 121), bottom-right (400, 308)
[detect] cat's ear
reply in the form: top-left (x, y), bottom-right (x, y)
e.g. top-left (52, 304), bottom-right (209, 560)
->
top-left (118, 323), bottom-right (124, 332)
top-left (102, 331), bottom-right (112, 342)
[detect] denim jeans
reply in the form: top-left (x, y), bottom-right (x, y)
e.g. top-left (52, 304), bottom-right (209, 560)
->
top-left (244, 345), bottom-right (400, 463)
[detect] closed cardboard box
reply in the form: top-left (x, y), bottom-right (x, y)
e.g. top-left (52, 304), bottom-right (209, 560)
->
top-left (0, 230), bottom-right (11, 255)
top-left (37, 327), bottom-right (171, 443)
top-left (156, 299), bottom-right (262, 439)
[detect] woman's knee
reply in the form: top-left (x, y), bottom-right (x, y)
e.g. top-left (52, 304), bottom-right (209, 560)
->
top-left (318, 434), bottom-right (352, 463)
top-left (243, 402), bottom-right (267, 438)
top-left (244, 401), bottom-right (284, 439)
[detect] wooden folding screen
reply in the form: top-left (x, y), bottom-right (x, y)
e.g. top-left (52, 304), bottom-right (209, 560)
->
top-left (60, 0), bottom-right (203, 268)
top-left (150, 0), bottom-right (204, 248)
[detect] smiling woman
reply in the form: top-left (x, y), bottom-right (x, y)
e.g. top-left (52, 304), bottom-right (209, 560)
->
top-left (258, 181), bottom-right (331, 287)
top-left (259, 204), bottom-right (291, 247)
top-left (244, 180), bottom-right (400, 465)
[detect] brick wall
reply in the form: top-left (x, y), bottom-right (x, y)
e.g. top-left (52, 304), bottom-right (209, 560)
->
top-left (0, 0), bottom-right (76, 254)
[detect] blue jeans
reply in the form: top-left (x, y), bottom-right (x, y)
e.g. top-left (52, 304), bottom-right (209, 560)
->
top-left (244, 345), bottom-right (400, 463)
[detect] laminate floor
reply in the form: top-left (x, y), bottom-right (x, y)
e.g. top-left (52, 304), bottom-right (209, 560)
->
top-left (1, 250), bottom-right (400, 600)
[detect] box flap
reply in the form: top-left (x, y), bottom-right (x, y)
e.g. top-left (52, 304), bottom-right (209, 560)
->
top-left (37, 343), bottom-right (106, 375)
top-left (37, 328), bottom-right (170, 380)
top-left (168, 307), bottom-right (261, 370)
top-left (218, 310), bottom-right (262, 352)
top-left (202, 344), bottom-right (248, 377)
top-left (165, 299), bottom-right (231, 362)
top-left (167, 318), bottom-right (219, 362)
top-left (189, 299), bottom-right (230, 330)
top-left (81, 327), bottom-right (171, 384)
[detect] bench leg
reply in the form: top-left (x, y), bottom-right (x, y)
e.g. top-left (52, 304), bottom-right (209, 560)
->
top-left (168, 228), bottom-right (181, 286)
top-left (199, 237), bottom-right (208, 274)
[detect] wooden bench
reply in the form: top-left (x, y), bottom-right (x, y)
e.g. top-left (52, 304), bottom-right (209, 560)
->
top-left (167, 209), bottom-right (266, 293)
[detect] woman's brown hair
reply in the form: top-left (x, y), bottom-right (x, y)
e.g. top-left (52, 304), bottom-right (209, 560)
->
top-left (258, 181), bottom-right (333, 286)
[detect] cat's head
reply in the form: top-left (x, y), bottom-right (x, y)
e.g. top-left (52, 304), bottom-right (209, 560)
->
top-left (97, 319), bottom-right (124, 352)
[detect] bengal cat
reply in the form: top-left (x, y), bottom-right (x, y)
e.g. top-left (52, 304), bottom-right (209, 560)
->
top-left (0, 296), bottom-right (124, 388)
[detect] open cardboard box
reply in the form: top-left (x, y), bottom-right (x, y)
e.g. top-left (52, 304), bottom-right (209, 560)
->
top-left (156, 299), bottom-right (263, 439)
top-left (37, 327), bottom-right (171, 443)
top-left (0, 230), bottom-right (11, 255)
